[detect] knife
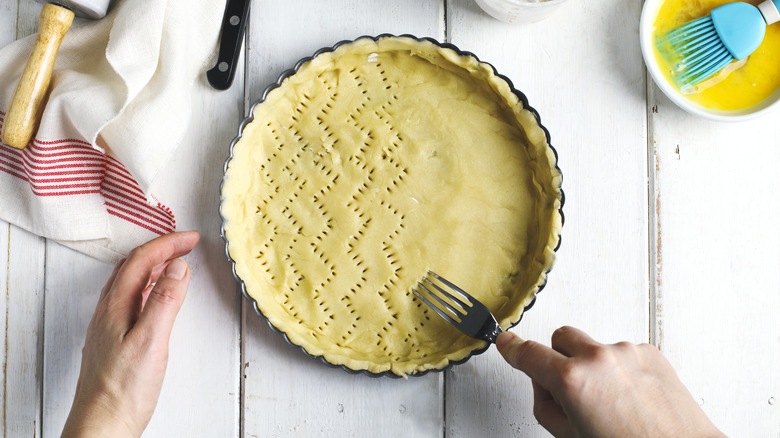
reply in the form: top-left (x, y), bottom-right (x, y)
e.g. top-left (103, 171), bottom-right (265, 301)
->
top-left (207, 0), bottom-right (251, 90)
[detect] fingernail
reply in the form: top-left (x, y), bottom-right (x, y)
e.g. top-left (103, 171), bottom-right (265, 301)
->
top-left (165, 258), bottom-right (188, 280)
top-left (496, 331), bottom-right (519, 348)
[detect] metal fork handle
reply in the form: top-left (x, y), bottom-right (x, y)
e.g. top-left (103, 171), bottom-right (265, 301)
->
top-left (480, 320), bottom-right (502, 343)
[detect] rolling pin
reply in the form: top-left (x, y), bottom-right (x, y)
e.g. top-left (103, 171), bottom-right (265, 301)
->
top-left (1, 0), bottom-right (111, 150)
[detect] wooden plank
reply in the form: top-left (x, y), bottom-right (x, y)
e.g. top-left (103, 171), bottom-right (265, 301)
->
top-left (0, 222), bottom-right (6, 437)
top-left (142, 63), bottom-right (246, 436)
top-left (446, 0), bottom-right (650, 436)
top-left (2, 227), bottom-right (46, 438)
top-left (649, 86), bottom-right (780, 435)
top-left (2, 2), bottom-right (47, 437)
top-left (40, 242), bottom-right (112, 436)
top-left (0, 1), bottom-right (15, 42)
top-left (0, 0), bottom-right (15, 433)
top-left (15, 1), bottom-right (42, 40)
top-left (241, 1), bottom-right (445, 436)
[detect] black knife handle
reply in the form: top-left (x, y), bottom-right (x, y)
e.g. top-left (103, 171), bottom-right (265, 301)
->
top-left (207, 0), bottom-right (251, 90)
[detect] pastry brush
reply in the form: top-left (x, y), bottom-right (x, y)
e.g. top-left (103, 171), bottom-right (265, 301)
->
top-left (657, 0), bottom-right (780, 91)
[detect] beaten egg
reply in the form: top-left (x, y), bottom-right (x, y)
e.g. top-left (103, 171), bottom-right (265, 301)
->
top-left (652, 0), bottom-right (780, 111)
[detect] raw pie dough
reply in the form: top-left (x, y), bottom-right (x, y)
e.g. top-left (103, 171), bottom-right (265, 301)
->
top-left (221, 36), bottom-right (562, 376)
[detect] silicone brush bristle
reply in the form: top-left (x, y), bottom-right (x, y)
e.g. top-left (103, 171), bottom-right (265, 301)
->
top-left (656, 15), bottom-right (735, 89)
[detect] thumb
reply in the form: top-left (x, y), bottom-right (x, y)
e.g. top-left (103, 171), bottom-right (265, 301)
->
top-left (136, 258), bottom-right (191, 341)
top-left (497, 331), bottom-right (527, 367)
top-left (496, 331), bottom-right (566, 391)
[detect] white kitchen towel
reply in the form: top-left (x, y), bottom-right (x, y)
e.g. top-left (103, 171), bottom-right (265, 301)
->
top-left (0, 0), bottom-right (226, 262)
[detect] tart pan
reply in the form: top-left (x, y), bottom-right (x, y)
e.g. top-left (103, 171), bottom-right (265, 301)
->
top-left (219, 34), bottom-right (565, 378)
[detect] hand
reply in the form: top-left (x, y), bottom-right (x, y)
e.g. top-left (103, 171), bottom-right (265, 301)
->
top-left (62, 231), bottom-right (200, 438)
top-left (496, 326), bottom-right (725, 438)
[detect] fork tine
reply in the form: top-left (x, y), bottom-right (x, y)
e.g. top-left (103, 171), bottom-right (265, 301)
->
top-left (415, 271), bottom-right (503, 343)
top-left (413, 286), bottom-right (459, 325)
top-left (428, 271), bottom-right (474, 307)
top-left (422, 277), bottom-right (468, 315)
top-left (420, 281), bottom-right (465, 319)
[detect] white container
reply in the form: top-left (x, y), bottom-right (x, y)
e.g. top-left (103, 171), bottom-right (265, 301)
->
top-left (475, 0), bottom-right (569, 23)
top-left (640, 0), bottom-right (780, 122)
top-left (35, 0), bottom-right (110, 19)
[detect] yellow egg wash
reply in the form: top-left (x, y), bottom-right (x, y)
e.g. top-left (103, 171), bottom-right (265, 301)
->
top-left (652, 0), bottom-right (780, 111)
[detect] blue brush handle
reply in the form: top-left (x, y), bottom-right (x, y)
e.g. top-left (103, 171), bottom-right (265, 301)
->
top-left (763, 0), bottom-right (780, 25)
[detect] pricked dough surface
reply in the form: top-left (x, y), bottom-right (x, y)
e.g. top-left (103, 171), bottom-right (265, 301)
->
top-left (221, 36), bottom-right (562, 376)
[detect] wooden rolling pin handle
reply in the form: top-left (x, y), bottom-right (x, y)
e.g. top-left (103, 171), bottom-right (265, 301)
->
top-left (1, 4), bottom-right (74, 150)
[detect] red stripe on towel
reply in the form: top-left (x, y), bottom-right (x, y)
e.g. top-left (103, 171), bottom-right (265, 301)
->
top-left (0, 112), bottom-right (175, 235)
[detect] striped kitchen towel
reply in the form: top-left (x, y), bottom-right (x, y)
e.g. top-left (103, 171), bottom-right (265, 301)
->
top-left (0, 114), bottom-right (175, 261)
top-left (0, 0), bottom-right (225, 262)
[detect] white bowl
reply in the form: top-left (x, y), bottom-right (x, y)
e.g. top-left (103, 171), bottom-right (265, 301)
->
top-left (640, 0), bottom-right (780, 122)
top-left (475, 0), bottom-right (569, 23)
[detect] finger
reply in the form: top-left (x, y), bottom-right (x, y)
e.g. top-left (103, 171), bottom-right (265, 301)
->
top-left (147, 256), bottom-right (182, 288)
top-left (135, 259), bottom-right (174, 309)
top-left (107, 231), bottom-right (200, 306)
top-left (132, 283), bottom-right (155, 322)
top-left (550, 326), bottom-right (601, 358)
top-left (532, 379), bottom-right (555, 402)
top-left (496, 331), bottom-right (567, 390)
top-left (119, 281), bottom-right (157, 329)
top-left (532, 381), bottom-right (574, 438)
top-left (135, 258), bottom-right (191, 342)
top-left (99, 258), bottom-right (126, 302)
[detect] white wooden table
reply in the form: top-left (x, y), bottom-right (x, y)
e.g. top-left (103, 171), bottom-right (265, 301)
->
top-left (2, 0), bottom-right (779, 436)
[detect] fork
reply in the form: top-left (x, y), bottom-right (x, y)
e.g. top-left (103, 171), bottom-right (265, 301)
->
top-left (413, 271), bottom-right (503, 343)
